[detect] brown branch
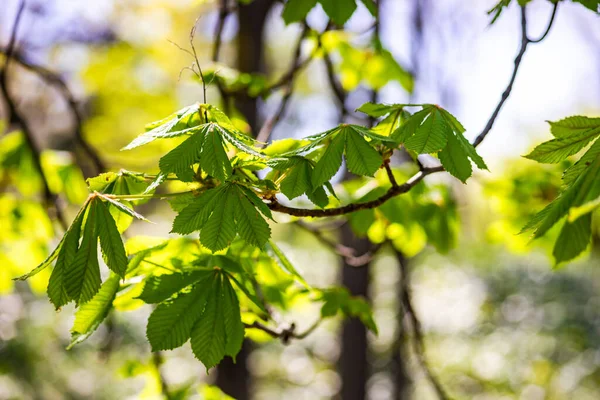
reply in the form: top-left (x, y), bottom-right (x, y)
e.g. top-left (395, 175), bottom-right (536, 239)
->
top-left (0, 1), bottom-right (67, 230)
top-left (396, 250), bottom-right (450, 400)
top-left (267, 5), bottom-right (556, 219)
top-left (244, 318), bottom-right (321, 344)
top-left (256, 22), bottom-right (310, 144)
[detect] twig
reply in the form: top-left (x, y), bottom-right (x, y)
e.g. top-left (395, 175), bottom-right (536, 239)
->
top-left (473, 4), bottom-right (557, 147)
top-left (0, 1), bottom-right (67, 230)
top-left (267, 5), bottom-right (557, 219)
top-left (244, 318), bottom-right (322, 344)
top-left (0, 49), bottom-right (106, 176)
top-left (527, 1), bottom-right (559, 43)
top-left (189, 18), bottom-right (208, 109)
top-left (396, 250), bottom-right (450, 400)
top-left (211, 0), bottom-right (232, 112)
top-left (256, 23), bottom-right (310, 144)
top-left (384, 159), bottom-right (399, 188)
top-left (152, 352), bottom-right (173, 400)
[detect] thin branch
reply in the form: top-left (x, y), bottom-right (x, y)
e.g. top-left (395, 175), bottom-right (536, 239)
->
top-left (384, 159), bottom-right (399, 188)
top-left (211, 0), bottom-right (232, 112)
top-left (256, 23), bottom-right (310, 144)
top-left (473, 4), bottom-right (556, 147)
top-left (527, 1), bottom-right (559, 43)
top-left (244, 318), bottom-right (322, 344)
top-left (0, 1), bottom-right (67, 230)
top-left (190, 18), bottom-right (208, 107)
top-left (396, 250), bottom-right (450, 400)
top-left (0, 49), bottom-right (106, 175)
top-left (267, 5), bottom-right (557, 219)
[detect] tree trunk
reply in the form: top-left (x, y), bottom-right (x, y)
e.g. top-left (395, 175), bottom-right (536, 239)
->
top-left (216, 1), bottom-right (273, 399)
top-left (338, 224), bottom-right (372, 400)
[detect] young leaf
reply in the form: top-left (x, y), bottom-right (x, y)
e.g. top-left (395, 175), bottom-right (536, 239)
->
top-left (96, 200), bottom-right (128, 278)
top-left (524, 129), bottom-right (600, 164)
top-left (172, 187), bottom-right (225, 235)
top-left (344, 129), bottom-right (382, 176)
top-left (356, 102), bottom-right (403, 118)
top-left (15, 235), bottom-right (64, 281)
top-left (438, 132), bottom-right (472, 183)
top-left (311, 130), bottom-right (345, 188)
top-left (64, 200), bottom-right (102, 305)
top-left (265, 240), bottom-right (309, 287)
top-left (222, 278), bottom-right (245, 359)
top-left (48, 209), bottom-right (85, 309)
top-left (159, 127), bottom-right (205, 182)
top-left (282, 0), bottom-right (317, 24)
top-left (552, 214), bottom-right (592, 264)
top-left (404, 108), bottom-right (448, 154)
top-left (393, 108), bottom-right (431, 143)
top-left (190, 275), bottom-right (226, 370)
top-left (280, 160), bottom-right (311, 200)
top-left (549, 115), bottom-right (600, 138)
top-left (146, 281), bottom-right (211, 351)
top-left (562, 137), bottom-right (600, 187)
top-left (123, 105), bottom-right (200, 150)
top-left (233, 188), bottom-right (271, 248)
top-left (68, 273), bottom-right (120, 349)
top-left (200, 186), bottom-right (237, 251)
top-left (200, 125), bottom-right (233, 181)
top-left (138, 270), bottom-right (212, 304)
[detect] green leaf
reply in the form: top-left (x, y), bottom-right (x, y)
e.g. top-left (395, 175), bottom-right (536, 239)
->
top-left (159, 128), bottom-right (205, 182)
top-left (568, 196), bottom-right (600, 222)
top-left (282, 0), bottom-right (317, 24)
top-left (318, 0), bottom-right (357, 25)
top-left (68, 274), bottom-right (120, 349)
top-left (553, 214), bottom-right (592, 264)
top-left (233, 188), bottom-right (271, 248)
top-left (96, 200), bottom-right (128, 278)
top-left (392, 108), bottom-right (431, 143)
top-left (97, 194), bottom-right (151, 222)
top-left (280, 160), bottom-right (311, 199)
top-left (454, 130), bottom-right (488, 170)
top-left (190, 274), bottom-right (226, 370)
top-left (48, 210), bottom-right (86, 309)
top-left (356, 102), bottom-right (402, 118)
top-left (549, 115), bottom-right (600, 138)
top-left (311, 131), bottom-right (345, 187)
top-left (307, 185), bottom-right (329, 208)
top-left (201, 125), bottom-right (233, 181)
top-left (147, 280), bottom-right (211, 351)
top-left (238, 186), bottom-right (274, 220)
top-left (172, 188), bottom-right (225, 235)
top-left (438, 132), bottom-right (472, 183)
top-left (524, 129), bottom-right (600, 163)
top-left (64, 200), bottom-right (102, 305)
top-left (222, 278), bottom-right (245, 359)
top-left (200, 186), bottom-right (237, 251)
top-left (138, 270), bottom-right (212, 304)
top-left (404, 108), bottom-right (448, 154)
top-left (344, 129), bottom-right (382, 176)
top-left (123, 105), bottom-right (200, 150)
top-left (563, 136), bottom-right (600, 187)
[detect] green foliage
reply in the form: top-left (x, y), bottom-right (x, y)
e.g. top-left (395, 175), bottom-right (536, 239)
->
top-left (523, 115), bottom-right (600, 264)
top-left (359, 103), bottom-right (488, 182)
top-left (318, 287), bottom-right (378, 334)
top-left (145, 268), bottom-right (244, 371)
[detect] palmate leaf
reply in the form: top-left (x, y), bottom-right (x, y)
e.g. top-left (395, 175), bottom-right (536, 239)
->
top-left (146, 269), bottom-right (244, 371)
top-left (172, 183), bottom-right (272, 252)
top-left (438, 131), bottom-right (472, 183)
top-left (404, 108), bottom-right (448, 154)
top-left (147, 279), bottom-right (212, 351)
top-left (549, 115), bottom-right (600, 138)
top-left (311, 131), bottom-right (345, 188)
top-left (280, 159), bottom-right (311, 200)
top-left (563, 137), bottom-right (600, 187)
top-left (344, 128), bottom-right (382, 176)
top-left (318, 0), bottom-right (357, 25)
top-left (553, 214), bottom-right (592, 264)
top-left (68, 273), bottom-right (120, 349)
top-left (15, 235), bottom-right (64, 281)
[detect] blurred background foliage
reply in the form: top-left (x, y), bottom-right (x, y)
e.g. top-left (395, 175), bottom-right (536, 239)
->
top-left (1, 0), bottom-right (600, 399)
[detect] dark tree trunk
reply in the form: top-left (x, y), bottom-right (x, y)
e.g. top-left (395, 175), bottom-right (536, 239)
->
top-left (216, 1), bottom-right (273, 399)
top-left (392, 253), bottom-right (412, 400)
top-left (338, 224), bottom-right (372, 400)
